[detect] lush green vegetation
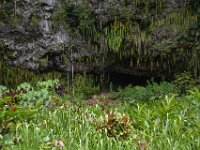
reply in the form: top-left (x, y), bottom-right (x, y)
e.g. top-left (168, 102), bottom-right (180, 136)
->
top-left (0, 73), bottom-right (200, 149)
top-left (0, 1), bottom-right (200, 149)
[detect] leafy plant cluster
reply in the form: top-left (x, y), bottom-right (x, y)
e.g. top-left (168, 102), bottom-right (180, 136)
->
top-left (174, 72), bottom-right (196, 94)
top-left (110, 81), bottom-right (175, 104)
top-left (98, 110), bottom-right (134, 139)
top-left (15, 80), bottom-right (59, 106)
top-left (0, 79), bottom-right (65, 148)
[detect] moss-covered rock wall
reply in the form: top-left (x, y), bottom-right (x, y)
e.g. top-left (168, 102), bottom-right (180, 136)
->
top-left (0, 0), bottom-right (200, 81)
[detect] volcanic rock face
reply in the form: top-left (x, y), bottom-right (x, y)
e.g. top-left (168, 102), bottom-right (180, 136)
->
top-left (0, 0), bottom-right (70, 70)
top-left (0, 0), bottom-right (199, 77)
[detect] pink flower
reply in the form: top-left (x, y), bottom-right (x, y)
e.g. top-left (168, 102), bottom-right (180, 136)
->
top-left (58, 140), bottom-right (65, 149)
top-left (54, 140), bottom-right (65, 149)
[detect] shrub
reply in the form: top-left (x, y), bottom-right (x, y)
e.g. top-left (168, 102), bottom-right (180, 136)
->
top-left (98, 110), bottom-right (134, 139)
top-left (110, 85), bottom-right (150, 103)
top-left (174, 72), bottom-right (195, 94)
top-left (110, 81), bottom-right (175, 103)
top-left (0, 85), bottom-right (9, 95)
top-left (21, 89), bottom-right (49, 106)
top-left (36, 80), bottom-right (59, 90)
top-left (73, 75), bottom-right (100, 98)
top-left (17, 82), bottom-right (33, 93)
top-left (146, 81), bottom-right (175, 100)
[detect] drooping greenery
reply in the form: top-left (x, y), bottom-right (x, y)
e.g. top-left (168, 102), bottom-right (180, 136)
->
top-left (0, 43), bottom-right (66, 88)
top-left (0, 0), bottom-right (22, 28)
top-left (0, 0), bottom-right (199, 77)
top-left (49, 0), bottom-right (200, 76)
top-left (0, 59), bottom-right (64, 88)
top-left (0, 1), bottom-right (14, 24)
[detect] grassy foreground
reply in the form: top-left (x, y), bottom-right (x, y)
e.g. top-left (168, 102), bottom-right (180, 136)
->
top-left (0, 77), bottom-right (200, 149)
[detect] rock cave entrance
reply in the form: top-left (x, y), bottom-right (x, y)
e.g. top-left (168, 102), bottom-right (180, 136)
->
top-left (98, 73), bottom-right (165, 91)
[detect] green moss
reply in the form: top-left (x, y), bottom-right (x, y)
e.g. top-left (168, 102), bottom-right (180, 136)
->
top-left (0, 47), bottom-right (65, 88)
top-left (0, 59), bottom-right (65, 88)
top-left (0, 1), bottom-right (23, 28)
top-left (30, 13), bottom-right (40, 28)
top-left (51, 2), bottom-right (69, 30)
top-left (0, 2), bottom-right (14, 24)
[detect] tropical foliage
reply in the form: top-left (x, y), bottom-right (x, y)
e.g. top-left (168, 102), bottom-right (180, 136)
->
top-left (0, 76), bottom-right (200, 149)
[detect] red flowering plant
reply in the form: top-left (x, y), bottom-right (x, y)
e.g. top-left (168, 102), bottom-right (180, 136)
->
top-left (0, 95), bottom-right (37, 139)
top-left (12, 105), bottom-right (17, 111)
top-left (97, 110), bottom-right (135, 139)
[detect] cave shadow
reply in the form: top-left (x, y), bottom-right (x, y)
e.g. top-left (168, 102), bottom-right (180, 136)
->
top-left (100, 73), bottom-right (168, 92)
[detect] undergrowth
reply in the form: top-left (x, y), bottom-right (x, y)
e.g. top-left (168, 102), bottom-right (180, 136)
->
top-left (0, 73), bottom-right (200, 149)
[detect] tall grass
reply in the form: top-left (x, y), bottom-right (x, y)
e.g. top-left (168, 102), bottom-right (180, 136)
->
top-left (14, 95), bottom-right (200, 150)
top-left (1, 79), bottom-right (200, 149)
